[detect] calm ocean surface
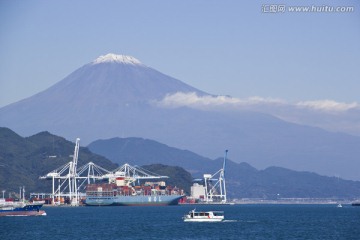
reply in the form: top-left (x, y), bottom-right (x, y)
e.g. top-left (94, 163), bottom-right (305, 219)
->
top-left (1, 204), bottom-right (360, 239)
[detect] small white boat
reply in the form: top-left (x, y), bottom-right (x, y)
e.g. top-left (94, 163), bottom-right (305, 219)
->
top-left (183, 209), bottom-right (224, 222)
top-left (337, 203), bottom-right (342, 208)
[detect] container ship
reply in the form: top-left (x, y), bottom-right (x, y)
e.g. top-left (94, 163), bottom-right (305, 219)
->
top-left (85, 163), bottom-right (184, 206)
top-left (85, 182), bottom-right (183, 206)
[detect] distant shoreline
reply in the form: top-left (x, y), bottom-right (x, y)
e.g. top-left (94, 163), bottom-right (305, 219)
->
top-left (40, 198), bottom-right (360, 207)
top-left (182, 198), bottom-right (360, 205)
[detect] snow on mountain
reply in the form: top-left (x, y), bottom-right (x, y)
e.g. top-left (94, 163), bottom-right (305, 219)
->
top-left (92, 53), bottom-right (143, 65)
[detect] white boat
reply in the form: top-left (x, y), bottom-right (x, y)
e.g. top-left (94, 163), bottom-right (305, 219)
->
top-left (183, 209), bottom-right (224, 222)
top-left (337, 203), bottom-right (342, 208)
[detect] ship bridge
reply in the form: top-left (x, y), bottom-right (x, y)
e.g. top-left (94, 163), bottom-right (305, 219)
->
top-left (103, 163), bottom-right (169, 186)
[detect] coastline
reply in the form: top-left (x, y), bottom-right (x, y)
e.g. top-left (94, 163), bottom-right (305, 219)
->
top-left (181, 198), bottom-right (360, 205)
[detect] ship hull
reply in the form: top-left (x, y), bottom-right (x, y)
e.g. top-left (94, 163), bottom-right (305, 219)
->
top-left (0, 203), bottom-right (46, 216)
top-left (0, 210), bottom-right (46, 217)
top-left (85, 195), bottom-right (183, 206)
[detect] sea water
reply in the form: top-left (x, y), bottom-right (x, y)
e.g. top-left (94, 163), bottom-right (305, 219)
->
top-left (1, 204), bottom-right (360, 239)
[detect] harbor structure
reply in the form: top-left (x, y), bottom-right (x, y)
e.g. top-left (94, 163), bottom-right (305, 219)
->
top-left (36, 138), bottom-right (184, 206)
top-left (190, 150), bottom-right (228, 204)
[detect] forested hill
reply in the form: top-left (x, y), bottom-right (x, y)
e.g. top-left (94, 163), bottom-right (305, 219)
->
top-left (0, 127), bottom-right (192, 196)
top-left (0, 127), bottom-right (118, 194)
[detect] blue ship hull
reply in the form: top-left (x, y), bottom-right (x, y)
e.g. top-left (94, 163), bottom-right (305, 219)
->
top-left (85, 195), bottom-right (183, 206)
top-left (0, 202), bottom-right (46, 216)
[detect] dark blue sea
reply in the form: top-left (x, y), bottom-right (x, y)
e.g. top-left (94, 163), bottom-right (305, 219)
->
top-left (1, 204), bottom-right (360, 239)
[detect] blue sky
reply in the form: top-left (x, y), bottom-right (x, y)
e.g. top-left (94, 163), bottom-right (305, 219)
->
top-left (0, 0), bottom-right (359, 107)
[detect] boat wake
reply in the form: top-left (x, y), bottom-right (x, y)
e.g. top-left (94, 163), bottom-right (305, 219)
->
top-left (222, 220), bottom-right (238, 222)
top-left (5, 213), bottom-right (47, 217)
top-left (6, 215), bottom-right (30, 217)
top-left (238, 220), bottom-right (258, 223)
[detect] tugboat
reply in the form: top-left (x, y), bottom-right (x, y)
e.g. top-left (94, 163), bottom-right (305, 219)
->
top-left (183, 209), bottom-right (224, 222)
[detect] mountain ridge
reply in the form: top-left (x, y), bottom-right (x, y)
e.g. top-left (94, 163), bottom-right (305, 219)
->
top-left (2, 127), bottom-right (360, 199)
top-left (88, 136), bottom-right (360, 199)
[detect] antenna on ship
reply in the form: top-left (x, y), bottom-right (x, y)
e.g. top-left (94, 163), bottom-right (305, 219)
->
top-left (23, 186), bottom-right (25, 202)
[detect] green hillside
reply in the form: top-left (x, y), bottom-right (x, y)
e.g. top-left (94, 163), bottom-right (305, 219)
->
top-left (0, 128), bottom-right (192, 197)
top-left (0, 127), bottom-right (118, 195)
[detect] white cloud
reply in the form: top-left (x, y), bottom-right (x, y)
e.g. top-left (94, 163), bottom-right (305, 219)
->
top-left (296, 100), bottom-right (359, 112)
top-left (156, 92), bottom-right (285, 109)
top-left (154, 92), bottom-right (360, 136)
top-left (156, 92), bottom-right (359, 113)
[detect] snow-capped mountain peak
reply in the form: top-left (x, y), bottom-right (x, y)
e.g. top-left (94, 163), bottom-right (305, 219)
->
top-left (92, 53), bottom-right (143, 65)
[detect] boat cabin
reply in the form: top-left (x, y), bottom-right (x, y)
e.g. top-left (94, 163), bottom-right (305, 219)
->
top-left (183, 209), bottom-right (224, 222)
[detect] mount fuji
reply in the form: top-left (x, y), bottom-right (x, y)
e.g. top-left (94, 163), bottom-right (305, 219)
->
top-left (1, 53), bottom-right (360, 180)
top-left (0, 53), bottom-right (208, 140)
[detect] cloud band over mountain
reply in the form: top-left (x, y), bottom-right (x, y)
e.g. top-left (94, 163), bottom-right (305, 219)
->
top-left (156, 92), bottom-right (359, 112)
top-left (155, 92), bottom-right (360, 136)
